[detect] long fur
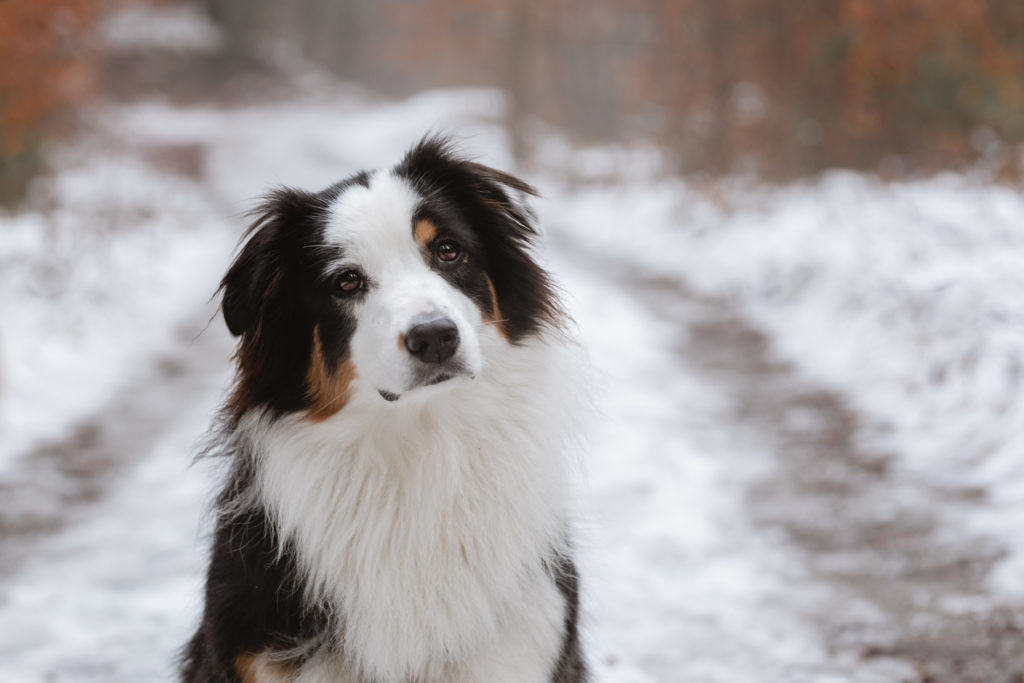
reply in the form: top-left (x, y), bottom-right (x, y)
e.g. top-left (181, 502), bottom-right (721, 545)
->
top-left (182, 137), bottom-right (588, 683)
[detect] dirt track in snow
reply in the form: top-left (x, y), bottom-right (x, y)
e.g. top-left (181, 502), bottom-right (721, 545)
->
top-left (0, 318), bottom-right (232, 579)
top-left (631, 270), bottom-right (1024, 683)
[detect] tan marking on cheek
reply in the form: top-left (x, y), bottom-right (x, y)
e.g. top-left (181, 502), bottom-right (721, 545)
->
top-left (234, 652), bottom-right (294, 683)
top-left (413, 218), bottom-right (439, 248)
top-left (397, 331), bottom-right (405, 351)
top-left (484, 275), bottom-right (508, 340)
top-left (305, 324), bottom-right (357, 422)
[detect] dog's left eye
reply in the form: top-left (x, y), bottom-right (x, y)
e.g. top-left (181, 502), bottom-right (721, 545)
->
top-left (333, 269), bottom-right (364, 295)
top-left (435, 240), bottom-right (463, 263)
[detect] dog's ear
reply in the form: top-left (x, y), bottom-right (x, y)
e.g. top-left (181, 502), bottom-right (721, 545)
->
top-left (461, 160), bottom-right (539, 237)
top-left (221, 188), bottom-right (319, 336)
top-left (461, 163), bottom-right (563, 338)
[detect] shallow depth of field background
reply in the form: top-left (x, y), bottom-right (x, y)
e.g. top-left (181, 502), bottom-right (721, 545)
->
top-left (2, 2), bottom-right (1024, 681)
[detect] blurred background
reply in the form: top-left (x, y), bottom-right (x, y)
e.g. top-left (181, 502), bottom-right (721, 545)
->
top-left (2, 1), bottom-right (1024, 681)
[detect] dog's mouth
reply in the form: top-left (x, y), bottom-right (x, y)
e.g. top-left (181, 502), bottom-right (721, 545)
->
top-left (378, 367), bottom-right (470, 403)
top-left (423, 371), bottom-right (455, 387)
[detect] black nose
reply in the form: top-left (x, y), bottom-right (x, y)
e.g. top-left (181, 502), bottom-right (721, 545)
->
top-left (404, 316), bottom-right (460, 364)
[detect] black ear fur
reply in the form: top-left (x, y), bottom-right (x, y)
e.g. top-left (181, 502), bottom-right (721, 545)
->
top-left (221, 223), bottom-right (276, 337)
top-left (462, 159), bottom-right (539, 231)
top-left (396, 137), bottom-right (539, 229)
top-left (220, 188), bottom-right (320, 336)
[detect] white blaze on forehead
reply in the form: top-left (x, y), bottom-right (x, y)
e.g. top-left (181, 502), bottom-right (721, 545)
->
top-left (324, 171), bottom-right (423, 271)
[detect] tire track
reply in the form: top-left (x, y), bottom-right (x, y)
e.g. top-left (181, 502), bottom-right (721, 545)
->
top-left (556, 235), bottom-right (1024, 682)
top-left (0, 318), bottom-right (231, 578)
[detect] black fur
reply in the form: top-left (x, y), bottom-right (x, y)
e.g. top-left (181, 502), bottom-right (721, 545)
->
top-left (549, 552), bottom-right (587, 681)
top-left (182, 453), bottom-right (331, 681)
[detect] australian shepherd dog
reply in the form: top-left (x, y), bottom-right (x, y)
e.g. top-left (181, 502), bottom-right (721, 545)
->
top-left (182, 137), bottom-right (588, 683)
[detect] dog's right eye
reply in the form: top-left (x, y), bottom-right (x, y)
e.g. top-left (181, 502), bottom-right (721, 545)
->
top-left (333, 270), bottom-right (364, 296)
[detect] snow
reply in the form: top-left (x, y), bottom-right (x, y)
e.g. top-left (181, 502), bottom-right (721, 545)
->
top-left (561, 259), bottom-right (859, 683)
top-left (543, 167), bottom-right (1024, 599)
top-left (0, 390), bottom-right (222, 682)
top-left (2, 3), bottom-right (1023, 681)
top-left (0, 140), bottom-right (234, 468)
top-left (100, 3), bottom-right (223, 53)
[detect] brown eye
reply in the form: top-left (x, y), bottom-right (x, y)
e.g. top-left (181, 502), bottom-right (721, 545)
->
top-left (333, 269), bottom-right (364, 295)
top-left (435, 240), bottom-right (463, 263)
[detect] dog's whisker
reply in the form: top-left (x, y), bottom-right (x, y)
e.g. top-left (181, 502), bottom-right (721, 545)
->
top-left (317, 389), bottom-right (352, 410)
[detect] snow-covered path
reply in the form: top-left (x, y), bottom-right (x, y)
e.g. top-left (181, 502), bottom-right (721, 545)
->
top-left (2, 10), bottom-right (1024, 680)
top-left (0, 311), bottom-right (232, 681)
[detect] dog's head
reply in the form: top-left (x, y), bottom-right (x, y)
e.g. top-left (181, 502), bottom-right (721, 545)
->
top-left (220, 137), bottom-right (561, 421)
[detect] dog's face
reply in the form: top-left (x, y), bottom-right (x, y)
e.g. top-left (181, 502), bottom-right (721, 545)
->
top-left (220, 138), bottom-right (560, 421)
top-left (325, 171), bottom-right (491, 401)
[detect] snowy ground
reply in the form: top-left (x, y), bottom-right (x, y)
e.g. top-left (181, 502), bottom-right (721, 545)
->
top-left (1, 4), bottom-right (1023, 682)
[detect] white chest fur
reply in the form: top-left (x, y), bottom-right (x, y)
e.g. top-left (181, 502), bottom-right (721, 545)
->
top-left (245, 334), bottom-right (582, 682)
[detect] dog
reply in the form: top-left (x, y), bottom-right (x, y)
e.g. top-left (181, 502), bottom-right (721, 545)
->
top-left (182, 137), bottom-right (588, 682)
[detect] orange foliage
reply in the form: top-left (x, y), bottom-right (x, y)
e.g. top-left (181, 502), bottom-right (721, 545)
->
top-left (375, 0), bottom-right (1024, 175)
top-left (0, 0), bottom-right (97, 157)
top-left (839, 0), bottom-right (1024, 134)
